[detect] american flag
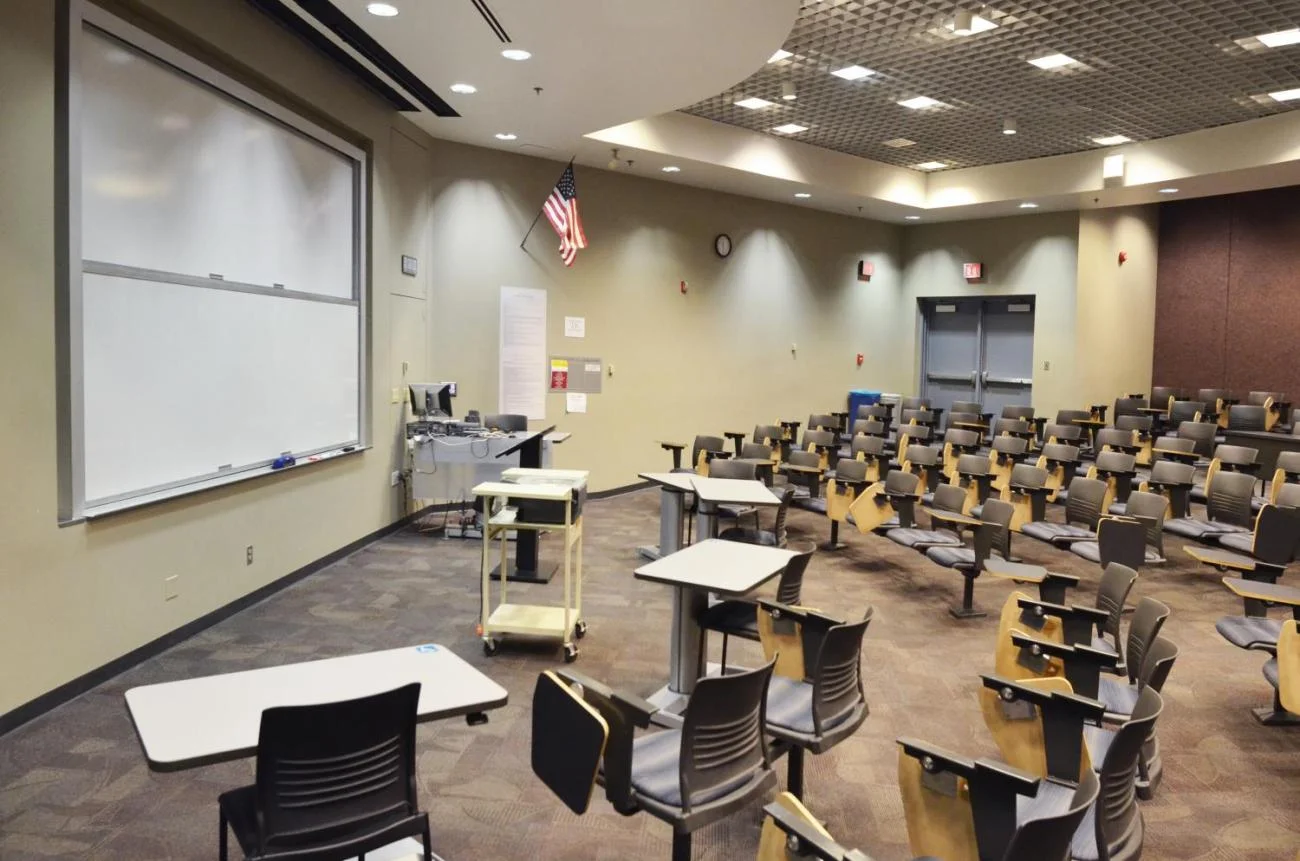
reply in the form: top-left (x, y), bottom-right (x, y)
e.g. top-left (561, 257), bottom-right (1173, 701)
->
top-left (542, 164), bottom-right (587, 267)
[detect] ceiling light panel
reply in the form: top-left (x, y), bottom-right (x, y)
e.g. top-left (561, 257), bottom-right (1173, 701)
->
top-left (684, 1), bottom-right (1300, 170)
top-left (831, 65), bottom-right (875, 80)
top-left (1256, 29), bottom-right (1300, 48)
top-left (1028, 53), bottom-right (1076, 69)
top-left (914, 161), bottom-right (948, 170)
top-left (734, 96), bottom-right (776, 109)
top-left (1092, 135), bottom-right (1132, 145)
top-left (898, 95), bottom-right (942, 109)
top-left (882, 138), bottom-right (916, 148)
top-left (769, 49), bottom-right (793, 62)
top-left (1268, 87), bottom-right (1300, 101)
top-left (772, 123), bottom-right (809, 134)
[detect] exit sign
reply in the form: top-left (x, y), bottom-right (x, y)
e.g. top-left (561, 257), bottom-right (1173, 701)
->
top-left (963, 262), bottom-right (984, 280)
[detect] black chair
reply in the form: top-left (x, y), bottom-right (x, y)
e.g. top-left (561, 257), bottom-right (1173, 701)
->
top-left (1094, 636), bottom-right (1179, 799)
top-left (699, 541), bottom-right (814, 671)
top-left (218, 683), bottom-right (431, 861)
top-left (483, 413), bottom-right (527, 432)
top-left (886, 483), bottom-right (967, 550)
top-left (758, 604), bottom-right (872, 801)
top-left (1022, 477), bottom-right (1107, 545)
top-left (532, 663), bottom-right (777, 861)
top-left (1186, 504), bottom-right (1300, 584)
top-left (721, 486), bottom-right (795, 547)
top-left (1165, 469), bottom-right (1256, 543)
top-left (924, 498), bottom-right (1015, 618)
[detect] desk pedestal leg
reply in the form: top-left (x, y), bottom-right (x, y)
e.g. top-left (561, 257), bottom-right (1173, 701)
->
top-left (637, 489), bottom-right (684, 561)
top-left (696, 502), bottom-right (718, 543)
top-left (647, 585), bottom-right (708, 714)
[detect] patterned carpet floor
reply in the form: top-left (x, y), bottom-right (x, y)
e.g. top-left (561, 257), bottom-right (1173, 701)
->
top-left (1, 487), bottom-right (1298, 860)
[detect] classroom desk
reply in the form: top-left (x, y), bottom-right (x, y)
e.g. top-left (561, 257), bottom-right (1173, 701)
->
top-left (691, 476), bottom-right (784, 539)
top-left (1224, 429), bottom-right (1300, 477)
top-left (636, 471), bottom-right (697, 561)
top-left (125, 644), bottom-right (508, 771)
top-left (634, 539), bottom-right (796, 712)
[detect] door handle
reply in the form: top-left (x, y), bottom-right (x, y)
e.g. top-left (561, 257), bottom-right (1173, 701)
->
top-left (969, 370), bottom-right (977, 385)
top-left (981, 370), bottom-right (989, 384)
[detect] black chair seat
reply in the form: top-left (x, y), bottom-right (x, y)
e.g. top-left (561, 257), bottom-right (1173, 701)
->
top-left (1097, 677), bottom-right (1140, 718)
top-left (924, 545), bottom-right (975, 569)
top-left (1091, 636), bottom-right (1119, 657)
top-left (1263, 658), bottom-right (1279, 690)
top-left (764, 676), bottom-right (856, 737)
top-left (719, 527), bottom-right (779, 546)
top-left (887, 527), bottom-right (961, 549)
top-left (1216, 532), bottom-right (1255, 554)
top-left (629, 730), bottom-right (754, 807)
top-left (1021, 522), bottom-right (1094, 543)
top-left (1070, 542), bottom-right (1164, 564)
top-left (1013, 780), bottom-right (1097, 860)
top-left (698, 601), bottom-right (758, 639)
top-left (1163, 518), bottom-right (1249, 540)
top-left (1217, 616), bottom-right (1283, 651)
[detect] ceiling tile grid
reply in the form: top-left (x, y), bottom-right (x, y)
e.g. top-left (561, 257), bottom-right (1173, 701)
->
top-left (685, 0), bottom-right (1300, 170)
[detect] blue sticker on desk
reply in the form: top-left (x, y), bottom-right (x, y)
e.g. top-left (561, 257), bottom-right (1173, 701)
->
top-left (416, 644), bottom-right (440, 653)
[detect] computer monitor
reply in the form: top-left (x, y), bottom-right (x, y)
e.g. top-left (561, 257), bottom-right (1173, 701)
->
top-left (409, 382), bottom-right (456, 418)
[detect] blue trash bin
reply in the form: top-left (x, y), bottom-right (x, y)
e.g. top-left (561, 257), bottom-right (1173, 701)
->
top-left (848, 389), bottom-right (882, 422)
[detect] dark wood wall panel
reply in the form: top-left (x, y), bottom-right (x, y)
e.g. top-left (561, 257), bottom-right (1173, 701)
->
top-left (1154, 187), bottom-right (1300, 399)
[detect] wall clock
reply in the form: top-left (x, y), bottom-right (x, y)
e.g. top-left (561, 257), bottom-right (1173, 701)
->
top-left (714, 233), bottom-right (732, 258)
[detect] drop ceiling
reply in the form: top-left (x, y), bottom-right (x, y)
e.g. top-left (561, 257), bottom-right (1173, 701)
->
top-left (684, 0), bottom-right (1300, 170)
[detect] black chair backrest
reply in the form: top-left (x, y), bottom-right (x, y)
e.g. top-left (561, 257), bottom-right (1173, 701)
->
top-left (1043, 422), bottom-right (1082, 443)
top-left (772, 487), bottom-right (796, 546)
top-left (776, 542), bottom-right (815, 605)
top-left (1124, 491), bottom-right (1169, 545)
top-left (885, 470), bottom-right (920, 495)
top-left (906, 444), bottom-right (939, 467)
top-left (956, 452), bottom-right (990, 476)
top-left (1277, 483), bottom-right (1300, 516)
top-left (754, 424), bottom-right (784, 445)
top-left (803, 429), bottom-right (835, 449)
top-left (811, 609), bottom-right (873, 735)
top-left (1094, 450), bottom-right (1136, 475)
top-left (1213, 444), bottom-right (1258, 470)
top-left (1197, 388), bottom-right (1228, 405)
top-left (1097, 517), bottom-right (1145, 571)
top-left (932, 483), bottom-right (968, 512)
top-left (681, 661), bottom-right (774, 811)
top-left (1154, 436), bottom-right (1195, 457)
top-left (1248, 390), bottom-right (1285, 406)
top-left (1207, 470), bottom-right (1256, 526)
top-left (808, 414), bottom-right (839, 432)
top-left (902, 408), bottom-right (937, 427)
top-left (1228, 404), bottom-right (1267, 431)
top-left (1138, 636), bottom-right (1179, 694)
top-left (1168, 400), bottom-right (1205, 425)
top-left (952, 400), bottom-right (982, 415)
top-left (898, 424), bottom-right (933, 444)
top-left (1115, 415), bottom-right (1152, 434)
top-left (693, 435), bottom-right (727, 466)
top-left (1064, 477), bottom-right (1107, 527)
top-left (485, 413), bottom-right (528, 432)
top-left (1277, 450), bottom-right (1300, 476)
top-left (944, 428), bottom-right (979, 448)
top-left (1055, 409), bottom-right (1091, 426)
top-left (991, 436), bottom-right (1028, 458)
top-left (709, 459), bottom-right (757, 481)
top-left (256, 683), bottom-right (420, 847)
top-left (1125, 597), bottom-right (1171, 685)
top-left (1008, 463), bottom-right (1047, 489)
top-left (1150, 386), bottom-right (1181, 406)
top-left (980, 498), bottom-right (1015, 558)
top-left (1095, 563), bottom-right (1138, 653)
top-left (1149, 460), bottom-right (1194, 484)
top-left (851, 434), bottom-right (885, 459)
top-left (1254, 505), bottom-right (1300, 565)
top-left (901, 396), bottom-right (930, 411)
top-left (858, 404), bottom-right (890, 424)
top-left (1113, 397), bottom-right (1148, 420)
top-left (1040, 442), bottom-right (1080, 464)
top-left (1005, 770), bottom-right (1100, 861)
top-left (1176, 420), bottom-right (1217, 457)
top-left (1096, 428), bottom-right (1135, 452)
top-left (994, 417), bottom-right (1030, 436)
top-left (1002, 405), bottom-right (1036, 421)
top-left (947, 411), bottom-right (981, 430)
top-left (854, 418), bottom-right (886, 438)
top-left (834, 459), bottom-right (869, 484)
top-left (741, 441), bottom-right (772, 460)
top-left (1095, 687), bottom-right (1163, 859)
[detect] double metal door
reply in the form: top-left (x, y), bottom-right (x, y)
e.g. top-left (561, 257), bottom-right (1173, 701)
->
top-left (921, 298), bottom-right (1035, 418)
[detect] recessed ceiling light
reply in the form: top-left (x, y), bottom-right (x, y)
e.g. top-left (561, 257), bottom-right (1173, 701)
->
top-left (494, 133), bottom-right (517, 141)
top-left (947, 12), bottom-right (998, 35)
top-left (782, 82), bottom-right (797, 101)
top-left (1092, 135), bottom-right (1132, 146)
top-left (735, 96), bottom-right (776, 109)
top-left (794, 192), bottom-right (812, 199)
top-left (898, 96), bottom-right (941, 109)
top-left (1028, 53), bottom-right (1076, 69)
top-left (1158, 187), bottom-right (1179, 194)
top-left (905, 215), bottom-right (922, 220)
top-left (772, 123), bottom-right (808, 134)
top-left (1019, 202), bottom-right (1039, 209)
top-left (768, 49), bottom-right (793, 62)
top-left (1257, 29), bottom-right (1300, 48)
top-left (450, 83), bottom-right (477, 94)
top-left (366, 2), bottom-right (399, 16)
top-left (914, 161), bottom-right (947, 170)
top-left (882, 138), bottom-right (916, 148)
top-left (831, 65), bottom-right (875, 81)
top-left (661, 165), bottom-right (681, 173)
top-left (1268, 87), bottom-right (1300, 101)
top-left (501, 48), bottom-right (531, 61)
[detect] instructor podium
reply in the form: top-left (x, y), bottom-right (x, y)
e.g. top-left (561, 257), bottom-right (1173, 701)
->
top-left (495, 427), bottom-right (562, 583)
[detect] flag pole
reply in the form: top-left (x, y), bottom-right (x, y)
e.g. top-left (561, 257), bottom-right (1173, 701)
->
top-left (520, 156), bottom-right (577, 249)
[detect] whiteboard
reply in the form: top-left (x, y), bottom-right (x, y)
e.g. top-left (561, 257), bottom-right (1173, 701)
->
top-left (80, 28), bottom-right (355, 297)
top-left (69, 13), bottom-right (365, 514)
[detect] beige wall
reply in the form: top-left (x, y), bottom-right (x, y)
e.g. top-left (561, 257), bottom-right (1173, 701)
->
top-left (1075, 206), bottom-right (1159, 406)
top-left (900, 212), bottom-right (1082, 417)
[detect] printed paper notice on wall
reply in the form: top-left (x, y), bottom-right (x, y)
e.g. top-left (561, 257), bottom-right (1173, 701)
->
top-left (550, 359), bottom-right (569, 391)
top-left (566, 392), bottom-right (587, 414)
top-left (564, 316), bottom-right (585, 338)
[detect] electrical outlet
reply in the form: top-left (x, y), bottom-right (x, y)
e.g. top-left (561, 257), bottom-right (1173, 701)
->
top-left (246, 545), bottom-right (254, 566)
top-left (163, 575), bottom-right (179, 601)
top-left (1043, 360), bottom-right (1051, 371)
top-left (390, 470), bottom-right (401, 487)
top-left (401, 360), bottom-right (409, 376)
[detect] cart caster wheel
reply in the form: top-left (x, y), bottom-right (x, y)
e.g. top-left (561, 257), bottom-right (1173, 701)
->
top-left (575, 620), bottom-right (588, 639)
top-left (483, 639), bottom-right (498, 657)
top-left (563, 644), bottom-right (579, 663)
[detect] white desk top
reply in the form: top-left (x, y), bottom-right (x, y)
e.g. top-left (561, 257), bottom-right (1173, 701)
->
top-left (544, 431), bottom-right (572, 443)
top-left (472, 480), bottom-right (574, 500)
top-left (634, 539), bottom-right (797, 595)
top-left (691, 477), bottom-right (784, 505)
top-left (501, 467), bottom-right (589, 486)
top-left (639, 471), bottom-right (698, 492)
top-left (125, 644), bottom-right (508, 771)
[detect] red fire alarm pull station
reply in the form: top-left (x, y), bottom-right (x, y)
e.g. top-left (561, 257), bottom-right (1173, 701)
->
top-left (1117, 251), bottom-right (1128, 266)
top-left (963, 261), bottom-right (984, 280)
top-left (856, 353), bottom-right (865, 366)
top-left (857, 260), bottom-right (874, 282)
top-left (680, 280), bottom-right (688, 293)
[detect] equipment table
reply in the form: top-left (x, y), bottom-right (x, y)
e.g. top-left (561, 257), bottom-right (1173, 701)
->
top-left (691, 476), bottom-right (784, 540)
top-left (634, 539), bottom-right (796, 713)
top-left (636, 471), bottom-right (698, 561)
top-left (125, 644), bottom-right (509, 859)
